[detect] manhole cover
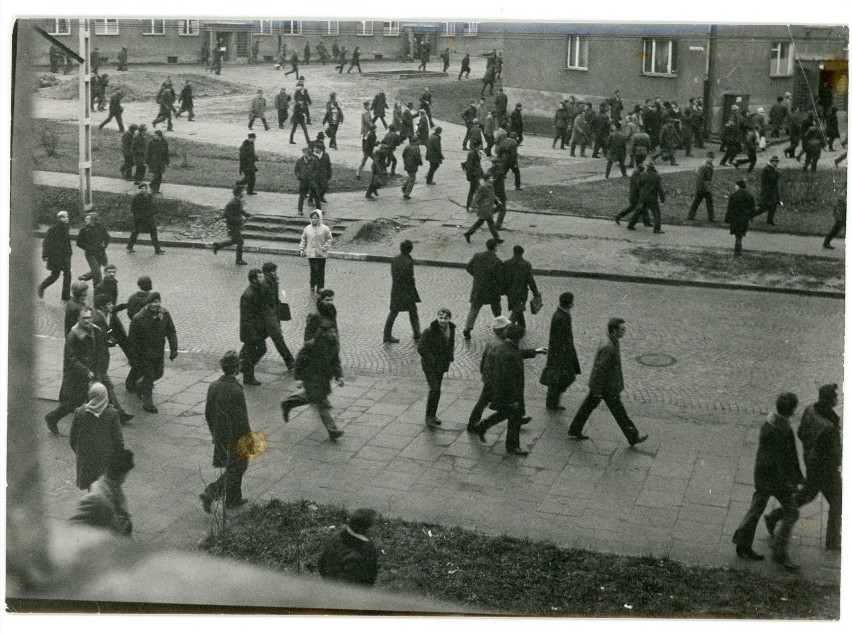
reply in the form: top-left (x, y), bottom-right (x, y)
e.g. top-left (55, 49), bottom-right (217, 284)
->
top-left (636, 353), bottom-right (677, 367)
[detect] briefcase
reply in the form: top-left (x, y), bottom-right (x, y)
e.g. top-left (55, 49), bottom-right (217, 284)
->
top-left (530, 294), bottom-right (543, 315)
top-left (277, 302), bottom-right (292, 322)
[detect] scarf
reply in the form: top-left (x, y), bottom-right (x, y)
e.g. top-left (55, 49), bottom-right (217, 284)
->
top-left (345, 525), bottom-right (370, 542)
top-left (83, 382), bottom-right (110, 417)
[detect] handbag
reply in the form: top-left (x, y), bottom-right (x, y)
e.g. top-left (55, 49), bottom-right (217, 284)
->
top-left (277, 302), bottom-right (292, 322)
top-left (530, 293), bottom-right (543, 315)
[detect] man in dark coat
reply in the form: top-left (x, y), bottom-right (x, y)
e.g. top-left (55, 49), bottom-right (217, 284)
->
top-left (732, 393), bottom-right (804, 570)
top-left (347, 46), bottom-right (362, 74)
top-left (419, 87), bottom-right (434, 128)
top-left (425, 127), bottom-right (444, 184)
top-left (627, 160), bottom-right (666, 233)
top-left (542, 292), bottom-right (581, 411)
top-left (502, 245), bottom-right (539, 334)
top-left (98, 89), bottom-right (124, 131)
top-left (462, 238), bottom-right (504, 339)
top-left (76, 212), bottom-right (110, 286)
top-left (614, 165), bottom-right (650, 226)
top-left (509, 104), bottom-right (524, 146)
top-left (792, 383), bottom-right (842, 551)
top-left (49, 43), bottom-right (62, 73)
top-left (45, 307), bottom-right (105, 435)
top-left (458, 53), bottom-right (471, 80)
top-left (176, 80), bottom-right (195, 120)
top-left (212, 185), bottom-right (251, 265)
top-left (38, 210), bottom-right (72, 300)
top-left (259, 262), bottom-right (295, 370)
top-left (289, 88), bottom-right (311, 145)
top-left (91, 293), bottom-right (133, 423)
top-left (472, 324), bottom-right (546, 456)
top-left (724, 179), bottom-right (756, 256)
top-left (463, 144), bottom-right (484, 210)
top-left (381, 125), bottom-right (400, 176)
top-left (494, 88), bottom-right (508, 123)
top-left (605, 123), bottom-right (627, 178)
top-left (401, 136), bottom-right (424, 199)
top-left (152, 81), bottom-right (175, 131)
top-left (417, 308), bottom-right (456, 428)
top-left (131, 124), bottom-right (149, 184)
top-left (758, 156), bottom-right (782, 225)
top-left (316, 41), bottom-right (329, 64)
top-left (383, 240), bottom-right (421, 343)
top-left (318, 508), bottom-right (380, 586)
top-left (236, 132), bottom-right (259, 195)
top-left (120, 124), bottom-right (137, 180)
top-left (295, 146), bottom-right (320, 213)
top-left (117, 46), bottom-right (128, 71)
top-left (199, 351), bottom-right (252, 512)
top-left (497, 132), bottom-right (522, 192)
top-left (126, 184), bottom-right (164, 254)
top-left (687, 152), bottom-right (715, 222)
top-left (568, 318), bottom-right (648, 447)
top-left (274, 87), bottom-right (290, 129)
top-left (127, 293), bottom-right (178, 413)
top-left (440, 48), bottom-right (450, 73)
top-left (146, 130), bottom-right (169, 194)
top-left (322, 94), bottom-right (344, 150)
top-left (94, 264), bottom-right (130, 364)
top-left (126, 275), bottom-right (153, 322)
top-left (463, 174), bottom-right (501, 243)
top-left (553, 103), bottom-right (570, 149)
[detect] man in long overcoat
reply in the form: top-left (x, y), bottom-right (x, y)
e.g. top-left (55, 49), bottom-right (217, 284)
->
top-left (146, 130), bottom-right (170, 194)
top-left (248, 90), bottom-right (269, 131)
top-left (120, 124), bottom-right (137, 180)
top-left (176, 80), bottom-right (194, 120)
top-left (131, 124), bottom-right (149, 184)
top-left (502, 245), bottom-right (539, 334)
top-left (627, 160), bottom-right (666, 233)
top-left (605, 123), bottom-right (628, 178)
top-left (542, 292), bottom-right (581, 411)
top-left (425, 127), bottom-right (444, 184)
top-left (274, 87), bottom-right (290, 129)
top-left (724, 178), bottom-right (756, 256)
top-left (126, 184), bottom-right (164, 254)
top-left (39, 210), bottom-right (72, 300)
top-left (236, 133), bottom-right (259, 195)
top-left (76, 211), bottom-right (111, 286)
top-left (383, 240), bottom-right (421, 343)
top-left (200, 351), bottom-right (252, 512)
top-left (687, 152), bottom-right (715, 221)
top-left (128, 293), bottom-right (178, 414)
top-left (758, 156), bottom-right (782, 225)
top-left (462, 238), bottom-right (504, 339)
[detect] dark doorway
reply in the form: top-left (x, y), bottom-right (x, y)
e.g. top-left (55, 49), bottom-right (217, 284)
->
top-left (216, 32), bottom-right (232, 61)
top-left (236, 31), bottom-right (249, 58)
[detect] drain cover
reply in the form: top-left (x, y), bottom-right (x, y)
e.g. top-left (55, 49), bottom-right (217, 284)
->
top-left (636, 353), bottom-right (677, 367)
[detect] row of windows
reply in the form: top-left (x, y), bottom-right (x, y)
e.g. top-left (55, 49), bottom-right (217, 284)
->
top-left (565, 36), bottom-right (796, 77)
top-left (47, 19), bottom-right (478, 38)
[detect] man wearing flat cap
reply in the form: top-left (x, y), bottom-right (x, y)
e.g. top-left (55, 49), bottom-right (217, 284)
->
top-left (724, 179), bottom-right (756, 256)
top-left (318, 508), bottom-right (380, 586)
top-left (128, 292), bottom-right (178, 413)
top-left (200, 350), bottom-right (252, 512)
top-left (758, 155), bottom-right (782, 225)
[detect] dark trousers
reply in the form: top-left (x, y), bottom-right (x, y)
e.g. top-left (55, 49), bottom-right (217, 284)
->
top-left (83, 252), bottom-right (107, 286)
top-left (763, 202), bottom-right (779, 224)
top-left (372, 114), bottom-right (388, 129)
top-left (546, 385), bottom-right (566, 409)
top-left (605, 157), bottom-right (627, 178)
top-left (121, 153), bottom-right (133, 179)
top-left (481, 80), bottom-right (494, 96)
top-left (508, 163), bottom-right (521, 189)
top-left (45, 400), bottom-right (81, 428)
top-left (240, 339), bottom-right (267, 380)
top-left (127, 225), bottom-right (161, 251)
top-left (387, 153), bottom-right (397, 174)
top-left (570, 141), bottom-right (587, 157)
top-left (552, 130), bottom-right (567, 148)
top-left (366, 173), bottom-right (383, 197)
top-left (485, 134), bottom-right (495, 156)
top-left (468, 384), bottom-right (491, 425)
top-left (803, 151), bottom-right (820, 172)
top-left (39, 268), bottom-right (71, 300)
top-left (285, 63), bottom-right (299, 76)
top-left (347, 60), bottom-right (362, 73)
top-left (134, 163), bottom-right (147, 183)
top-left (465, 217), bottom-right (500, 241)
top-left (281, 389), bottom-right (339, 434)
top-left (734, 148), bottom-right (757, 172)
top-left (99, 111), bottom-right (124, 131)
top-left (569, 391), bottom-right (641, 444)
top-left (479, 404), bottom-right (523, 450)
top-left (465, 180), bottom-right (478, 209)
top-left (508, 305), bottom-right (526, 332)
top-left (149, 167), bottom-right (165, 193)
top-left (688, 191), bottom-right (715, 220)
top-left (204, 458), bottom-right (248, 507)
top-left (402, 170), bottom-right (417, 197)
top-left (153, 109), bottom-right (173, 131)
top-left (290, 119), bottom-right (310, 144)
top-left (237, 170), bottom-right (256, 194)
top-left (308, 258), bottom-right (326, 291)
top-left (616, 200), bottom-right (650, 225)
top-left (825, 219), bottom-right (845, 246)
top-left (176, 103), bottom-right (194, 119)
top-left (720, 146), bottom-right (738, 166)
top-left (214, 231), bottom-right (244, 262)
top-left (327, 124), bottom-right (339, 149)
top-left (384, 306), bottom-right (420, 339)
top-left (277, 108), bottom-right (289, 128)
top-left (627, 202), bottom-right (658, 230)
top-left (264, 313), bottom-right (294, 367)
top-left (249, 116), bottom-right (269, 131)
top-left (298, 181), bottom-right (320, 212)
top-left (733, 490), bottom-right (798, 561)
top-left (423, 368), bottom-right (444, 419)
top-left (464, 300), bottom-right (501, 333)
top-left (458, 67), bottom-right (470, 80)
top-left (796, 473), bottom-right (841, 549)
top-left (426, 162), bottom-right (439, 183)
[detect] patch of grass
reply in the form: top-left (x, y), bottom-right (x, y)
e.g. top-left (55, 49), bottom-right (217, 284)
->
top-left (33, 185), bottom-right (220, 230)
top-left (514, 168), bottom-right (846, 236)
top-left (199, 499), bottom-right (839, 618)
top-left (31, 118), bottom-right (365, 194)
top-left (630, 246), bottom-right (843, 287)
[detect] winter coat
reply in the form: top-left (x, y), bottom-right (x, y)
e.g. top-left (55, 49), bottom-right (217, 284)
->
top-left (76, 222), bottom-right (110, 257)
top-left (294, 337), bottom-right (341, 402)
top-left (130, 192), bottom-right (156, 231)
top-left (626, 168), bottom-right (644, 205)
top-left (466, 249), bottom-right (503, 305)
top-left (587, 333), bottom-right (624, 396)
top-left (389, 253), bottom-right (420, 311)
top-left (240, 282), bottom-right (267, 343)
top-left (299, 211), bottom-right (333, 258)
top-left (542, 307), bottom-right (581, 390)
top-left (554, 108), bottom-right (570, 130)
top-left (180, 84), bottom-right (193, 107)
top-left (489, 340), bottom-right (527, 409)
top-left (509, 109), bottom-right (524, 136)
top-left (121, 130), bottom-right (134, 156)
top-left (426, 133), bottom-right (444, 164)
top-left (759, 165), bottom-right (781, 206)
top-left (402, 143), bottom-right (422, 173)
top-left (205, 374), bottom-right (252, 468)
top-left (472, 180), bottom-right (496, 220)
top-left (59, 323), bottom-right (107, 405)
top-left (249, 96), bottom-right (267, 117)
top-left (570, 113), bottom-right (588, 143)
top-left (70, 405), bottom-right (124, 490)
top-left (318, 529), bottom-right (379, 586)
top-left (43, 221), bottom-right (72, 271)
top-left (314, 152), bottom-right (332, 187)
top-left (223, 196), bottom-right (249, 231)
top-left (417, 319), bottom-right (455, 374)
top-left (725, 187), bottom-right (756, 236)
top-left (65, 298), bottom-right (87, 336)
top-left (638, 169), bottom-right (665, 205)
top-left (146, 136), bottom-right (170, 171)
top-left (239, 140), bottom-right (258, 175)
top-left (798, 403), bottom-right (842, 482)
top-left (371, 92), bottom-right (387, 117)
top-left (694, 162), bottom-right (714, 194)
top-left (131, 132), bottom-right (148, 164)
top-left (464, 149), bottom-right (483, 182)
top-left (502, 255), bottom-right (538, 311)
top-left (606, 129), bottom-right (627, 161)
top-left (417, 116), bottom-right (429, 145)
top-left (128, 307), bottom-right (178, 371)
top-left (754, 415), bottom-right (804, 497)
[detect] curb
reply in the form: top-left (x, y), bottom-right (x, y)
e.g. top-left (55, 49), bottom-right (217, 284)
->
top-left (34, 230), bottom-right (844, 299)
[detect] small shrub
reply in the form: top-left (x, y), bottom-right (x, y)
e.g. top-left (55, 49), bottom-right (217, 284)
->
top-left (40, 125), bottom-right (59, 157)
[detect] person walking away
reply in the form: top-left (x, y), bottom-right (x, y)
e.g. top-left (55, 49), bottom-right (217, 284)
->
top-left (176, 80), bottom-right (195, 120)
top-left (724, 178), bottom-right (756, 256)
top-left (463, 143), bottom-right (484, 210)
top-left (274, 87), bottom-right (290, 129)
top-left (152, 82), bottom-right (174, 132)
top-left (591, 103), bottom-right (610, 159)
top-left (285, 50), bottom-right (299, 77)
top-left (417, 308), bottom-right (456, 428)
top-left (383, 240), bottom-right (421, 343)
top-left (39, 210), bottom-right (72, 300)
top-left (98, 89), bottom-right (124, 131)
top-left (212, 185), bottom-right (251, 265)
top-left (768, 96), bottom-right (787, 137)
top-left (236, 132), bottom-right (259, 195)
top-left (69, 382), bottom-right (125, 491)
top-left (146, 130), bottom-right (169, 194)
top-left (732, 393), bottom-right (804, 570)
top-left (71, 449), bottom-right (135, 537)
top-left (131, 124), bottom-right (149, 184)
top-left (825, 106), bottom-right (840, 151)
top-left (652, 118), bottom-right (682, 165)
top-left (371, 93), bottom-right (388, 130)
top-left (462, 238), bottom-right (503, 339)
top-left (630, 125), bottom-right (651, 168)
top-left (509, 104), bottom-right (525, 146)
top-left (568, 318), bottom-right (649, 446)
top-left (458, 53), bottom-right (471, 80)
top-left (570, 106), bottom-right (589, 157)
top-left (615, 165), bottom-right (651, 226)
top-left (627, 160), bottom-right (666, 233)
top-left (802, 122), bottom-right (824, 172)
top-left (127, 293), bottom-right (178, 414)
top-left (481, 64), bottom-right (496, 97)
top-left (303, 42), bottom-right (311, 65)
top-left (318, 508), bottom-right (380, 586)
top-left (401, 136), bottom-right (422, 200)
top-left (605, 123), bottom-right (628, 178)
top-left (116, 46), bottom-right (128, 71)
top-left (76, 212), bottom-right (110, 286)
top-left (440, 48), bottom-right (450, 73)
top-left (199, 351), bottom-right (252, 512)
top-left (719, 116), bottom-right (740, 166)
top-left (463, 175), bottom-right (502, 243)
top-left (347, 46), bottom-right (362, 73)
top-left (823, 190), bottom-right (846, 249)
top-left (357, 123), bottom-right (377, 179)
top-left (425, 127), bottom-right (444, 184)
top-left (686, 152), bottom-right (715, 222)
top-left (126, 184), bottom-right (164, 254)
top-left (258, 262), bottom-right (295, 371)
top-left (498, 132), bottom-right (522, 192)
top-left (553, 103), bottom-right (569, 149)
top-left (299, 210), bottom-right (333, 292)
top-left (541, 292), bottom-right (581, 411)
top-left (502, 245), bottom-right (539, 335)
top-left (120, 124), bottom-right (137, 180)
top-left (734, 125), bottom-right (759, 172)
top-left (758, 156), bottom-right (782, 225)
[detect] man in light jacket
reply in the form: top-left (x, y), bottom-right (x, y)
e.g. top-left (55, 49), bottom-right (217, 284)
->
top-left (299, 210), bottom-right (333, 293)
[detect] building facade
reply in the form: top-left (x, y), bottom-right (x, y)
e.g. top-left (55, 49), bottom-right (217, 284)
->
top-left (500, 23), bottom-right (848, 132)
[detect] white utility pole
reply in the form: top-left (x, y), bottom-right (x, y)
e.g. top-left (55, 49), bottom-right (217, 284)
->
top-left (79, 18), bottom-right (93, 212)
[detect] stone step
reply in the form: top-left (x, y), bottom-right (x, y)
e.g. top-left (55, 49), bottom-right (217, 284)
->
top-left (240, 232), bottom-right (303, 244)
top-left (246, 215), bottom-right (348, 231)
top-left (242, 224), bottom-right (345, 237)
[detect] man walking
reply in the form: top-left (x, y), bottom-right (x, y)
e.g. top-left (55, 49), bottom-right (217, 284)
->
top-left (146, 130), bottom-right (169, 194)
top-left (401, 136), bottom-right (422, 200)
top-left (117, 46), bottom-right (128, 71)
top-left (458, 53), bottom-right (471, 80)
top-left (131, 124), bottom-right (149, 184)
top-left (732, 393), bottom-right (803, 570)
top-left (347, 47), bottom-right (362, 74)
top-left (687, 152), bottom-right (715, 222)
top-left (295, 147), bottom-right (319, 213)
top-left (758, 156), bottom-right (782, 225)
top-left (725, 179), bottom-right (756, 256)
top-left (604, 123), bottom-right (627, 178)
top-left (38, 210), bottom-right (72, 300)
top-left (289, 93), bottom-right (311, 145)
top-left (98, 89), bottom-right (124, 131)
top-left (568, 318), bottom-right (649, 447)
top-left (462, 238), bottom-right (504, 339)
top-left (199, 351), bottom-right (252, 513)
top-left (502, 245), bottom-right (539, 335)
top-left (498, 132), bottom-right (522, 191)
top-left (823, 190), bottom-right (846, 249)
top-left (176, 80), bottom-right (195, 120)
top-left (463, 175), bottom-right (502, 244)
top-left (126, 184), bottom-right (164, 254)
top-left (274, 87), bottom-right (291, 129)
top-left (260, 262), bottom-right (295, 370)
top-left (120, 124), bottom-right (137, 180)
top-left (212, 185), bottom-right (251, 265)
top-left (541, 292), bottom-right (581, 411)
top-left (383, 240), bottom-right (421, 343)
top-left (236, 132), bottom-right (259, 195)
top-left (248, 89), bottom-right (269, 131)
top-left (127, 293), bottom-right (178, 414)
top-left (467, 316), bottom-right (510, 430)
top-left (614, 165), bottom-right (650, 226)
top-left (425, 127), bottom-right (444, 184)
top-left (76, 212), bottom-right (110, 286)
top-left (627, 160), bottom-right (666, 233)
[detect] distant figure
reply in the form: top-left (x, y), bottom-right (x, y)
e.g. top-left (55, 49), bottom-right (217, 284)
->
top-left (318, 508), bottom-right (380, 586)
top-left (724, 178), bottom-right (756, 256)
top-left (116, 46), bottom-right (128, 71)
top-left (458, 53), bottom-right (471, 80)
top-left (383, 240), bottom-right (421, 343)
top-left (823, 191), bottom-right (846, 250)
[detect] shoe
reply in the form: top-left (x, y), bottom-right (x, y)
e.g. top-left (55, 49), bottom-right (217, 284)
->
top-left (37, 286), bottom-right (44, 299)
top-left (764, 514), bottom-right (777, 537)
top-left (520, 416), bottom-right (532, 426)
top-left (463, 329), bottom-right (471, 340)
top-left (630, 434), bottom-right (649, 447)
top-left (200, 493), bottom-right (213, 514)
top-left (773, 557), bottom-right (800, 572)
top-left (247, 192), bottom-right (258, 196)
top-left (236, 260), bottom-right (249, 265)
top-left (225, 498), bottom-right (248, 510)
top-left (403, 195), bottom-right (411, 200)
top-left (514, 186), bottom-right (524, 191)
top-left (464, 233), bottom-right (471, 243)
top-left (626, 225), bottom-right (636, 231)
top-left (119, 412), bottom-right (135, 424)
top-left (467, 422), bottom-right (481, 432)
top-left (653, 229), bottom-right (666, 234)
top-left (823, 243), bottom-right (835, 249)
top-left (329, 430), bottom-right (344, 440)
top-left (126, 247), bottom-right (135, 253)
top-left (507, 447), bottom-right (529, 456)
top-left (143, 403), bottom-right (159, 414)
top-left (736, 546), bottom-right (765, 561)
top-left (212, 243), bottom-right (219, 255)
top-left (546, 405), bottom-right (566, 411)
top-left (155, 250), bottom-right (166, 255)
top-left (45, 415), bottom-right (59, 436)
top-left (243, 378), bottom-right (261, 386)
top-left (289, 141), bottom-right (296, 144)
top-left (614, 215), bottom-right (621, 225)
top-left (496, 239), bottom-right (504, 244)
top-left (383, 336), bottom-right (400, 343)
top-left (281, 402), bottom-right (290, 423)
top-left (431, 417), bottom-right (443, 426)
top-left (568, 432), bottom-right (589, 440)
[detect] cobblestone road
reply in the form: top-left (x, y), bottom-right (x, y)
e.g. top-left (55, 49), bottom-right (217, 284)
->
top-left (35, 244), bottom-right (843, 415)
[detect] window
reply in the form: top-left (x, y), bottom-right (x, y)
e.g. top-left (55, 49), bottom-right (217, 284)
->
top-left (643, 38), bottom-right (677, 75)
top-left (281, 20), bottom-right (302, 35)
top-left (383, 21), bottom-right (400, 37)
top-left (770, 41), bottom-right (794, 77)
top-left (49, 19), bottom-right (70, 35)
top-left (461, 22), bottom-right (478, 37)
top-left (178, 19), bottom-right (200, 36)
top-left (94, 19), bottom-right (119, 35)
top-left (443, 22), bottom-right (456, 36)
top-left (566, 36), bottom-right (588, 69)
top-left (257, 20), bottom-right (272, 35)
top-left (144, 19), bottom-right (166, 36)
top-left (325, 21), bottom-right (339, 36)
top-left (358, 21), bottom-right (374, 36)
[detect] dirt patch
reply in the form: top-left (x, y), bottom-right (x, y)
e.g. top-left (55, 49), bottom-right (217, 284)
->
top-left (349, 218), bottom-right (403, 243)
top-left (36, 71), bottom-right (251, 102)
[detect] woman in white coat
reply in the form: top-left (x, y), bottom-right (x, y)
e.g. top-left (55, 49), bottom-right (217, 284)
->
top-left (299, 209), bottom-right (333, 293)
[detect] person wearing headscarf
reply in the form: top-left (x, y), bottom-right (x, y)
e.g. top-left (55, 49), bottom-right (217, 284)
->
top-left (69, 382), bottom-right (125, 490)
